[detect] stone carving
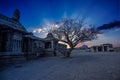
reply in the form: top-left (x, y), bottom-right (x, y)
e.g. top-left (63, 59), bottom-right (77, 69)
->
top-left (12, 9), bottom-right (20, 21)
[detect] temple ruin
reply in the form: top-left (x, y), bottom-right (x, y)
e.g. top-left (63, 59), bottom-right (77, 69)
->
top-left (0, 9), bottom-right (67, 64)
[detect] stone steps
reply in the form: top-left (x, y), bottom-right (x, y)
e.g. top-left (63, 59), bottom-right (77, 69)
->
top-left (0, 54), bottom-right (26, 67)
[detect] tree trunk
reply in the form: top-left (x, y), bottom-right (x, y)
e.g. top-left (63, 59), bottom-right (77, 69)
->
top-left (65, 48), bottom-right (73, 58)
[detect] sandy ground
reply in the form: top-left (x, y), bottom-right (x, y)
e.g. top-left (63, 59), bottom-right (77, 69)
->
top-left (1, 51), bottom-right (120, 80)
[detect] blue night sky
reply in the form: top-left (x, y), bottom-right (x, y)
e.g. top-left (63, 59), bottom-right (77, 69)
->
top-left (0, 0), bottom-right (120, 47)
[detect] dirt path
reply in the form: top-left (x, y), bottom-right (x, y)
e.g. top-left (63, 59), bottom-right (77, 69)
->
top-left (1, 52), bottom-right (120, 80)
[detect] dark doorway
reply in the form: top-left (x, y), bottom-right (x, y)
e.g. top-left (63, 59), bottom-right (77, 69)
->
top-left (98, 46), bottom-right (102, 52)
top-left (0, 32), bottom-right (7, 52)
top-left (45, 42), bottom-right (51, 49)
top-left (93, 47), bottom-right (97, 52)
top-left (104, 46), bottom-right (107, 52)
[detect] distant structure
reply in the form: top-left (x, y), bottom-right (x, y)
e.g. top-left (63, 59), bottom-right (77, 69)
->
top-left (90, 43), bottom-right (114, 52)
top-left (80, 45), bottom-right (88, 50)
top-left (113, 47), bottom-right (120, 52)
top-left (0, 9), bottom-right (67, 63)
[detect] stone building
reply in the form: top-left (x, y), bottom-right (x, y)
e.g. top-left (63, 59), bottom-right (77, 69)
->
top-left (22, 33), bottom-right (45, 59)
top-left (113, 47), bottom-right (120, 52)
top-left (0, 10), bottom-right (27, 55)
top-left (0, 9), bottom-right (46, 61)
top-left (44, 33), bottom-right (59, 56)
top-left (90, 43), bottom-right (113, 52)
top-left (0, 9), bottom-right (67, 61)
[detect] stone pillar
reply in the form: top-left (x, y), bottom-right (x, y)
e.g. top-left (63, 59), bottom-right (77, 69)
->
top-left (19, 40), bottom-right (21, 52)
top-left (18, 40), bottom-right (22, 52)
top-left (102, 45), bottom-right (104, 52)
top-left (0, 33), bottom-right (1, 51)
top-left (13, 40), bottom-right (15, 52)
top-left (28, 39), bottom-right (31, 52)
top-left (20, 40), bottom-right (21, 50)
top-left (106, 46), bottom-right (108, 52)
top-left (6, 33), bottom-right (10, 51)
top-left (12, 40), bottom-right (14, 52)
top-left (14, 40), bottom-right (16, 52)
top-left (6, 33), bottom-right (12, 52)
top-left (14, 40), bottom-right (15, 51)
top-left (51, 41), bottom-right (54, 51)
top-left (18, 40), bottom-right (19, 52)
top-left (12, 40), bottom-right (14, 51)
top-left (96, 46), bottom-right (98, 52)
top-left (91, 47), bottom-right (94, 52)
top-left (17, 40), bottom-right (20, 52)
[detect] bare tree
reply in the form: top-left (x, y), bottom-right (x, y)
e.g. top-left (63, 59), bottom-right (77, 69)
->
top-left (51, 18), bottom-right (99, 57)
